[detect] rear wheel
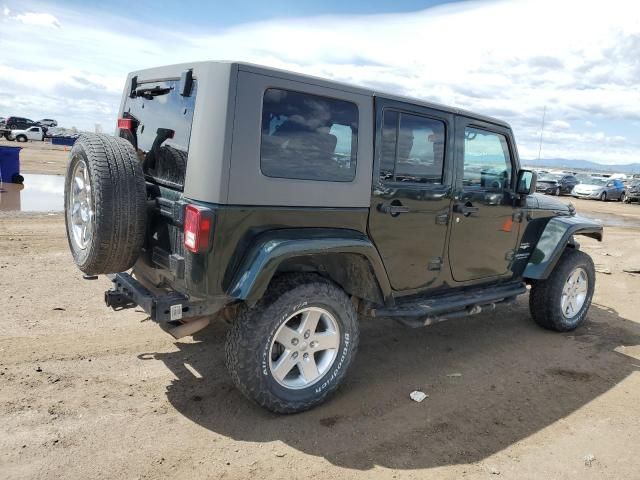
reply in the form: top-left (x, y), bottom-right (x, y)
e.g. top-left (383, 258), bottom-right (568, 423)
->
top-left (619, 191), bottom-right (626, 202)
top-left (16, 135), bottom-right (27, 142)
top-left (225, 274), bottom-right (359, 413)
top-left (554, 187), bottom-right (560, 196)
top-left (529, 249), bottom-right (595, 331)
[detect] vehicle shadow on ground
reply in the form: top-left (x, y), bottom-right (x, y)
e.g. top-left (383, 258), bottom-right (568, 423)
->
top-left (149, 300), bottom-right (640, 470)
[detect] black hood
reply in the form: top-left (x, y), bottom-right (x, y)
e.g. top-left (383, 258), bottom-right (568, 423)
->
top-left (527, 193), bottom-right (572, 214)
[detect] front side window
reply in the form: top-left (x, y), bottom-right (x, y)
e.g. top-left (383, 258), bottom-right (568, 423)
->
top-left (260, 88), bottom-right (358, 182)
top-left (462, 127), bottom-right (512, 191)
top-left (379, 110), bottom-right (446, 184)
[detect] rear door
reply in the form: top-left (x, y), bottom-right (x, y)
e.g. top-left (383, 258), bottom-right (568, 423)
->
top-left (368, 98), bottom-right (454, 292)
top-left (448, 116), bottom-right (521, 282)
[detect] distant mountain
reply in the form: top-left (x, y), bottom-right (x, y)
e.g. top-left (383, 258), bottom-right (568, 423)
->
top-left (522, 158), bottom-right (640, 174)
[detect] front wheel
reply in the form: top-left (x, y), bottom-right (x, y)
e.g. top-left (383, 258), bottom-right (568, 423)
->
top-left (600, 192), bottom-right (607, 201)
top-left (225, 274), bottom-right (359, 413)
top-left (529, 249), bottom-right (595, 331)
top-left (555, 187), bottom-right (561, 196)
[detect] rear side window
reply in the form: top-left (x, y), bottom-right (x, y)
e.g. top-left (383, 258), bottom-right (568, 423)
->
top-left (379, 110), bottom-right (446, 184)
top-left (260, 88), bottom-right (358, 182)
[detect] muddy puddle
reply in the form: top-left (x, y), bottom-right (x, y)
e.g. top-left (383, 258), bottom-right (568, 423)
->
top-left (0, 174), bottom-right (64, 212)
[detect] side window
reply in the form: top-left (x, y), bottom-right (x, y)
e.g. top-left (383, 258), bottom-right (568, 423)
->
top-left (463, 127), bottom-right (512, 191)
top-left (260, 88), bottom-right (358, 182)
top-left (379, 110), bottom-right (446, 184)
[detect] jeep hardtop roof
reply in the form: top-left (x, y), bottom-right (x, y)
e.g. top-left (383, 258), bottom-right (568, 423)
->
top-left (120, 61), bottom-right (513, 207)
top-left (126, 60), bottom-right (510, 129)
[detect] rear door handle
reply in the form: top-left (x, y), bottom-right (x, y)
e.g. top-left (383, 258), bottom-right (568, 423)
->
top-left (454, 203), bottom-right (479, 216)
top-left (378, 202), bottom-right (410, 216)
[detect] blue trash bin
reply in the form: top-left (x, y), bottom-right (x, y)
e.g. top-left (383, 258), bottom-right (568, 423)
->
top-left (0, 145), bottom-right (22, 183)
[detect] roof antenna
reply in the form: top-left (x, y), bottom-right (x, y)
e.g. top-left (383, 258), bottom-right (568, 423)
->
top-left (537, 105), bottom-right (546, 161)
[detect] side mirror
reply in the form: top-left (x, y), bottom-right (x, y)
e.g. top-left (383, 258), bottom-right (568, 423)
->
top-left (516, 169), bottom-right (537, 195)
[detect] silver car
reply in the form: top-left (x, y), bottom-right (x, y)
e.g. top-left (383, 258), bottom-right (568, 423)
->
top-left (572, 178), bottom-right (626, 201)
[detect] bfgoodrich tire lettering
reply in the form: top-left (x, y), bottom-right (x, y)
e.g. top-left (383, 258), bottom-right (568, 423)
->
top-left (225, 274), bottom-right (359, 413)
top-left (529, 249), bottom-right (595, 331)
top-left (64, 133), bottom-right (147, 275)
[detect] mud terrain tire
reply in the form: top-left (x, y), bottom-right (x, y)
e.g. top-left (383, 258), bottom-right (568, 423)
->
top-left (64, 134), bottom-right (146, 275)
top-left (529, 249), bottom-right (595, 331)
top-left (225, 274), bottom-right (359, 413)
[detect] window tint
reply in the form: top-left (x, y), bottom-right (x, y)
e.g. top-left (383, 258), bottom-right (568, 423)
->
top-left (260, 88), bottom-right (358, 182)
top-left (462, 127), bottom-right (512, 191)
top-left (379, 110), bottom-right (445, 184)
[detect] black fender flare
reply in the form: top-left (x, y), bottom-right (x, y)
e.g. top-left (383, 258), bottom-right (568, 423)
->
top-left (523, 215), bottom-right (603, 280)
top-left (226, 228), bottom-right (392, 306)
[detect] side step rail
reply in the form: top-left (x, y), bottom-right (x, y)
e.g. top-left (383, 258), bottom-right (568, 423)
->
top-left (371, 281), bottom-right (527, 328)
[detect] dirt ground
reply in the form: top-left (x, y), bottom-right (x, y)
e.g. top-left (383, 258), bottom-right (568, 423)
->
top-left (1, 150), bottom-right (640, 479)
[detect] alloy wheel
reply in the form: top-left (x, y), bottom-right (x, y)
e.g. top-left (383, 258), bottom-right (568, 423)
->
top-left (561, 267), bottom-right (588, 319)
top-left (68, 159), bottom-right (94, 250)
top-left (269, 306), bottom-right (340, 389)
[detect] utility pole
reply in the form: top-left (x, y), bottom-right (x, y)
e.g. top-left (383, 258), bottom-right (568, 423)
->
top-left (537, 105), bottom-right (546, 161)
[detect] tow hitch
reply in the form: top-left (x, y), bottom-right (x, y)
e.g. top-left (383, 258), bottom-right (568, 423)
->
top-left (104, 290), bottom-right (136, 310)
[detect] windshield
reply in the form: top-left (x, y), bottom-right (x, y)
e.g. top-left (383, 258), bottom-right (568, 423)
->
top-left (538, 174), bottom-right (560, 181)
top-left (584, 178), bottom-right (608, 186)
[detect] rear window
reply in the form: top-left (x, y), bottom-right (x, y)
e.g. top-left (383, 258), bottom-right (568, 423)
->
top-left (260, 88), bottom-right (358, 182)
top-left (122, 79), bottom-right (197, 189)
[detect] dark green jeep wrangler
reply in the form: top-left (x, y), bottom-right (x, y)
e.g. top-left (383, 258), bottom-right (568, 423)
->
top-left (64, 61), bottom-right (603, 413)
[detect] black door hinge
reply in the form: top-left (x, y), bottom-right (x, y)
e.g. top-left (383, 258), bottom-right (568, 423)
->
top-left (428, 257), bottom-right (442, 271)
top-left (512, 210), bottom-right (524, 222)
top-left (435, 213), bottom-right (449, 225)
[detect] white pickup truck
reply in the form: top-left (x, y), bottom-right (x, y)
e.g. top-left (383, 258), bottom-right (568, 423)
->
top-left (8, 126), bottom-right (46, 142)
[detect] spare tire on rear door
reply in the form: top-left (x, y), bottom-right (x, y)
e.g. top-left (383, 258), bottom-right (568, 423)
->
top-left (64, 133), bottom-right (147, 275)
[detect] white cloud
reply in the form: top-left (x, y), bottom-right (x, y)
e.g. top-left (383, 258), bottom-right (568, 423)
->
top-left (549, 120), bottom-right (571, 131)
top-left (1, 0), bottom-right (639, 164)
top-left (2, 5), bottom-right (9, 16)
top-left (15, 11), bottom-right (60, 28)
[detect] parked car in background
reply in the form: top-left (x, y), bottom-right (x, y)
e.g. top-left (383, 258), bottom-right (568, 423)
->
top-left (38, 119), bottom-right (58, 127)
top-left (4, 116), bottom-right (37, 130)
top-left (624, 180), bottom-right (640, 204)
top-left (10, 126), bottom-right (45, 142)
top-left (535, 173), bottom-right (579, 195)
top-left (572, 178), bottom-right (626, 201)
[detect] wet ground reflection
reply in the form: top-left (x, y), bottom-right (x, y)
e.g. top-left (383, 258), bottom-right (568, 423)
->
top-left (0, 174), bottom-right (64, 212)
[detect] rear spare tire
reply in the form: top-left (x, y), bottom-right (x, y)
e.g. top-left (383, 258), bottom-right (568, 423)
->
top-left (64, 134), bottom-right (147, 275)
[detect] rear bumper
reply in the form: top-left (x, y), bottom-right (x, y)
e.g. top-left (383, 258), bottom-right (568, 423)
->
top-left (105, 272), bottom-right (226, 322)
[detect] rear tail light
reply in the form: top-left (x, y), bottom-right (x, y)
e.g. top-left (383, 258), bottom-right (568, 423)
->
top-left (184, 204), bottom-right (213, 254)
top-left (117, 118), bottom-right (133, 130)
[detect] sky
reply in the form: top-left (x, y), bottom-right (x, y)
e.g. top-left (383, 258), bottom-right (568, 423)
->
top-left (1, 0), bottom-right (639, 164)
